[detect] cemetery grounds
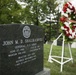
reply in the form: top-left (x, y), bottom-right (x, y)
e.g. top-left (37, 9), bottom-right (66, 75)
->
top-left (44, 44), bottom-right (76, 75)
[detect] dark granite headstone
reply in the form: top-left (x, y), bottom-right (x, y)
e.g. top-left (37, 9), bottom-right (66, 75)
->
top-left (0, 24), bottom-right (44, 75)
top-left (57, 40), bottom-right (62, 46)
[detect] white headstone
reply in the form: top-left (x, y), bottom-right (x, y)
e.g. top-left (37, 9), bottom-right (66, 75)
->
top-left (71, 42), bottom-right (76, 48)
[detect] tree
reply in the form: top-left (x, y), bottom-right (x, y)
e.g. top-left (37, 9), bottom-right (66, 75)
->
top-left (17, 0), bottom-right (57, 26)
top-left (0, 0), bottom-right (22, 24)
top-left (0, 0), bottom-right (57, 26)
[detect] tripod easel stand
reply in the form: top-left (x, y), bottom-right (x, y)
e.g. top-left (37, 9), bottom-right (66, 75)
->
top-left (48, 33), bottom-right (73, 72)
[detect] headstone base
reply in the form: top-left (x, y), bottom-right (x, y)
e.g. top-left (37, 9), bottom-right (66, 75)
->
top-left (35, 68), bottom-right (50, 75)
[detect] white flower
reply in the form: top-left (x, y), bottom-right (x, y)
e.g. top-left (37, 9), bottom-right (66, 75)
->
top-left (63, 13), bottom-right (68, 17)
top-left (66, 8), bottom-right (71, 13)
top-left (68, 21), bottom-right (71, 24)
top-left (61, 26), bottom-right (64, 30)
top-left (69, 35), bottom-right (73, 39)
top-left (61, 11), bottom-right (68, 17)
top-left (60, 1), bottom-right (76, 40)
top-left (72, 32), bottom-right (75, 38)
top-left (61, 11), bottom-right (64, 15)
top-left (64, 22), bottom-right (69, 27)
top-left (67, 2), bottom-right (72, 9)
top-left (69, 29), bottom-right (72, 34)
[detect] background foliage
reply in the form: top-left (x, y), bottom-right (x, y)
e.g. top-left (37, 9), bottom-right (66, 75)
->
top-left (0, 0), bottom-right (60, 41)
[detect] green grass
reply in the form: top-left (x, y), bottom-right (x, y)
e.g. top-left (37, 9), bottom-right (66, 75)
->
top-left (44, 44), bottom-right (76, 75)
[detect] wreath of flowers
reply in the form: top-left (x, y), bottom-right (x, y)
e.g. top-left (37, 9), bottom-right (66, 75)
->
top-left (60, 2), bottom-right (76, 41)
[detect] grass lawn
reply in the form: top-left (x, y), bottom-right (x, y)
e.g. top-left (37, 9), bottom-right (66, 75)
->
top-left (44, 44), bottom-right (76, 75)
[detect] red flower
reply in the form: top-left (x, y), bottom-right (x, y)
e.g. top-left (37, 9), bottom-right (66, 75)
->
top-left (72, 26), bottom-right (76, 29)
top-left (60, 1), bottom-right (76, 40)
top-left (63, 7), bottom-right (67, 13)
top-left (64, 25), bottom-right (69, 31)
top-left (68, 2), bottom-right (72, 5)
top-left (71, 6), bottom-right (75, 12)
top-left (63, 3), bottom-right (68, 13)
top-left (65, 32), bottom-right (72, 37)
top-left (72, 30), bottom-right (75, 32)
top-left (64, 3), bottom-right (68, 8)
top-left (60, 16), bottom-right (67, 23)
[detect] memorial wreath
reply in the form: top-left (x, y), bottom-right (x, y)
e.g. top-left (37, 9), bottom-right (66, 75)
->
top-left (60, 2), bottom-right (76, 41)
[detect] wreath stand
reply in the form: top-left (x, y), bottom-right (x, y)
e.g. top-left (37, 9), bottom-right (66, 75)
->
top-left (48, 33), bottom-right (73, 72)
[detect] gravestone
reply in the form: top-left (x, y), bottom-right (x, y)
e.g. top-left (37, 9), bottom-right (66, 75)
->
top-left (0, 24), bottom-right (44, 75)
top-left (71, 42), bottom-right (76, 48)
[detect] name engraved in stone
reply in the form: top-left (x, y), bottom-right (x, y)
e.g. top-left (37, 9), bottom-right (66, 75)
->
top-left (2, 38), bottom-right (43, 46)
top-left (2, 40), bottom-right (13, 46)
